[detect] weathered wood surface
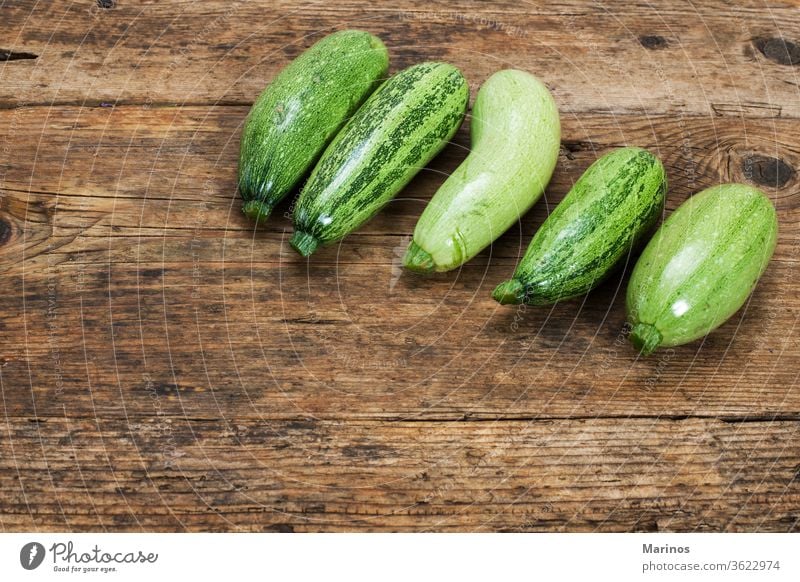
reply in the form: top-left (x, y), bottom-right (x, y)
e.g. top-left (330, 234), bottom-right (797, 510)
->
top-left (1, 0), bottom-right (799, 532)
top-left (1, 417), bottom-right (798, 532)
top-left (3, 0), bottom-right (800, 117)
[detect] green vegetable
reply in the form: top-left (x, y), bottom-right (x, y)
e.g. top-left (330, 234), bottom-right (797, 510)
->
top-left (627, 183), bottom-right (778, 355)
top-left (493, 147), bottom-right (667, 306)
top-left (290, 61), bottom-right (469, 256)
top-left (238, 30), bottom-right (389, 222)
top-left (403, 69), bottom-right (561, 273)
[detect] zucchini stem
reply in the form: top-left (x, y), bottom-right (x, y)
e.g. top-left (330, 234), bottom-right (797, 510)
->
top-left (290, 231), bottom-right (320, 257)
top-left (630, 323), bottom-right (662, 356)
top-left (403, 240), bottom-right (436, 273)
top-left (492, 279), bottom-right (525, 305)
top-left (242, 199), bottom-right (273, 223)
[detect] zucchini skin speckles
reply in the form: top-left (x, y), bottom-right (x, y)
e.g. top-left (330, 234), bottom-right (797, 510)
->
top-left (404, 69), bottom-right (561, 273)
top-left (494, 147), bottom-right (667, 306)
top-left (290, 61), bottom-right (469, 256)
top-left (626, 183), bottom-right (778, 355)
top-left (238, 30), bottom-right (389, 222)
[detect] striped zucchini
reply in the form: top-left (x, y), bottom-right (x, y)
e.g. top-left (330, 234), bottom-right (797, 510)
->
top-left (627, 183), bottom-right (778, 355)
top-left (238, 30), bottom-right (389, 222)
top-left (403, 69), bottom-right (561, 273)
top-left (493, 147), bottom-right (667, 306)
top-left (290, 62), bottom-right (469, 256)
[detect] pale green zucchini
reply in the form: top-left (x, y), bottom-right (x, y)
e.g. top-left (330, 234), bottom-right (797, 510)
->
top-left (627, 183), bottom-right (778, 355)
top-left (403, 69), bottom-right (561, 273)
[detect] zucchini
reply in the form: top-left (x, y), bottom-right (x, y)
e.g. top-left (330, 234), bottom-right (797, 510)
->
top-left (290, 61), bottom-right (469, 256)
top-left (403, 69), bottom-right (561, 273)
top-left (493, 147), bottom-right (667, 305)
top-left (238, 30), bottom-right (389, 222)
top-left (627, 183), bottom-right (778, 355)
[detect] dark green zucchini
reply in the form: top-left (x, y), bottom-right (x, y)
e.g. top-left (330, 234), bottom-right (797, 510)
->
top-left (238, 30), bottom-right (388, 222)
top-left (290, 61), bottom-right (469, 256)
top-left (493, 147), bottom-right (667, 305)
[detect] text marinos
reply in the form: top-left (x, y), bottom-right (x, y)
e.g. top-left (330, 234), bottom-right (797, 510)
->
top-left (643, 544), bottom-right (690, 554)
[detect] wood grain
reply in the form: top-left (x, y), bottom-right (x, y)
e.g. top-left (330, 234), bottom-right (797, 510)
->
top-left (2, 1), bottom-right (800, 116)
top-left (1, 0), bottom-right (798, 532)
top-left (1, 417), bottom-right (798, 532)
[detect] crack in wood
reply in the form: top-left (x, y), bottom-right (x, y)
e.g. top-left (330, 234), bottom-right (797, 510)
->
top-left (0, 49), bottom-right (38, 62)
top-left (711, 101), bottom-right (782, 118)
top-left (6, 414), bottom-right (800, 424)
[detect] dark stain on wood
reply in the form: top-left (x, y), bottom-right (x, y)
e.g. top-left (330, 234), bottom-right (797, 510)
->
top-left (639, 35), bottom-right (668, 50)
top-left (285, 420), bottom-right (318, 431)
top-left (0, 49), bottom-right (38, 61)
top-left (632, 519), bottom-right (660, 532)
top-left (342, 444), bottom-right (395, 459)
top-left (96, 0), bottom-right (116, 8)
top-left (139, 268), bottom-right (164, 279)
top-left (281, 43), bottom-right (303, 60)
top-left (0, 217), bottom-right (12, 245)
top-left (561, 140), bottom-right (601, 155)
top-left (205, 302), bottom-right (226, 314)
top-left (742, 154), bottom-right (795, 188)
top-left (147, 383), bottom-right (181, 397)
top-left (753, 37), bottom-right (800, 65)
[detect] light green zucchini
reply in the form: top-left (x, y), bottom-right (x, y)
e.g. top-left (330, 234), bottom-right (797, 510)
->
top-left (627, 183), bottom-right (778, 355)
top-left (290, 61), bottom-right (469, 256)
top-left (238, 30), bottom-right (389, 222)
top-left (403, 69), bottom-right (561, 273)
top-left (493, 147), bottom-right (667, 306)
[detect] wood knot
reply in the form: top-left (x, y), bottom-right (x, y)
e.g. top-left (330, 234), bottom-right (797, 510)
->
top-left (639, 35), bottom-right (668, 50)
top-left (753, 37), bottom-right (800, 66)
top-left (96, 0), bottom-right (116, 8)
top-left (0, 217), bottom-right (12, 245)
top-left (742, 154), bottom-right (795, 188)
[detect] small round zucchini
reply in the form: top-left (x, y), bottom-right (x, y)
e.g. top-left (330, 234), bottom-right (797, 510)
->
top-left (627, 183), bottom-right (778, 355)
top-left (238, 30), bottom-right (389, 222)
top-left (290, 61), bottom-right (469, 256)
top-left (493, 147), bottom-right (667, 306)
top-left (403, 69), bottom-right (561, 273)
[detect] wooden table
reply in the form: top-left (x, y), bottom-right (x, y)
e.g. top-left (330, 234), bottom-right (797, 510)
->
top-left (1, 0), bottom-right (798, 532)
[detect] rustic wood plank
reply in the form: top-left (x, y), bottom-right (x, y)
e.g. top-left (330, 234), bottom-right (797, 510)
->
top-left (0, 105), bottom-right (797, 240)
top-left (1, 417), bottom-right (798, 531)
top-left (0, 104), bottom-right (798, 420)
top-left (2, 1), bottom-right (800, 116)
top-left (1, 256), bottom-right (797, 420)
